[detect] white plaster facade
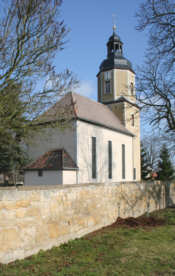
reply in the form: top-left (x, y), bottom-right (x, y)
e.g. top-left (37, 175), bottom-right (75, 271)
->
top-left (25, 118), bottom-right (135, 185)
top-left (24, 170), bottom-right (77, 186)
top-left (24, 171), bottom-right (63, 186)
top-left (76, 120), bottom-right (134, 183)
top-left (27, 122), bottom-right (77, 162)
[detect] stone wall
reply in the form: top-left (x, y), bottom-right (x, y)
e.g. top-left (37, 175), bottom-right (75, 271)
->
top-left (0, 181), bottom-right (171, 264)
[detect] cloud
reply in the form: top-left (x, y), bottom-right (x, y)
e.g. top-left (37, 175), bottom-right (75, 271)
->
top-left (74, 80), bottom-right (95, 98)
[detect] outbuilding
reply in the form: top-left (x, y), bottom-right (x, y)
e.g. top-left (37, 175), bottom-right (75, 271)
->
top-left (24, 149), bottom-right (78, 185)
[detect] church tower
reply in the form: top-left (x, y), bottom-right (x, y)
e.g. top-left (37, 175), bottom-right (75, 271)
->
top-left (97, 25), bottom-right (141, 181)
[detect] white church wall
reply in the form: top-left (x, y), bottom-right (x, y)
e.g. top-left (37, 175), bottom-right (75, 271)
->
top-left (76, 120), bottom-right (134, 184)
top-left (24, 171), bottom-right (63, 186)
top-left (26, 121), bottom-right (77, 163)
top-left (62, 171), bottom-right (77, 185)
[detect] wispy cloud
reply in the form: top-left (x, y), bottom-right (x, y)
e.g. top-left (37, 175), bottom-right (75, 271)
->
top-left (74, 80), bottom-right (95, 98)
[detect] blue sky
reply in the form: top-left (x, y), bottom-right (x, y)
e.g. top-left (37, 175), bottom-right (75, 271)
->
top-left (54, 0), bottom-right (150, 138)
top-left (55, 0), bottom-right (148, 101)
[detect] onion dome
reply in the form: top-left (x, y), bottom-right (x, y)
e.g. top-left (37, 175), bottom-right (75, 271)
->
top-left (99, 27), bottom-right (134, 73)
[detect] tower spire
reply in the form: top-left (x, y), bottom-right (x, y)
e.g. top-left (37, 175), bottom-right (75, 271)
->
top-left (112, 14), bottom-right (117, 34)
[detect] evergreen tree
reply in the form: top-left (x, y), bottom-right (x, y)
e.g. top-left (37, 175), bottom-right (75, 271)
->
top-left (157, 144), bottom-right (174, 181)
top-left (141, 143), bottom-right (152, 180)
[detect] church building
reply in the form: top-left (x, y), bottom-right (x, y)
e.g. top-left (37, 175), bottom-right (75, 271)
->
top-left (24, 26), bottom-right (141, 185)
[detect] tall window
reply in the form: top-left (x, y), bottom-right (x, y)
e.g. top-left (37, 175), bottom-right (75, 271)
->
top-left (108, 141), bottom-right (112, 179)
top-left (92, 137), bottom-right (97, 179)
top-left (122, 144), bottom-right (125, 179)
top-left (104, 71), bottom-right (111, 94)
top-left (105, 80), bottom-right (111, 94)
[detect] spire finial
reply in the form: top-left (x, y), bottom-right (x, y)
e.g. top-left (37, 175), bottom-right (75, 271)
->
top-left (112, 14), bottom-right (117, 34)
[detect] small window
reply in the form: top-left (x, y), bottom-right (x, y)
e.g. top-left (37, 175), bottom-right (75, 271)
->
top-left (38, 170), bottom-right (43, 177)
top-left (131, 114), bottom-right (135, 126)
top-left (105, 80), bottom-right (110, 94)
top-left (131, 82), bottom-right (134, 95)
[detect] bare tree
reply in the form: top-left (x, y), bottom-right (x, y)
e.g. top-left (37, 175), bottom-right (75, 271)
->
top-left (142, 136), bottom-right (160, 171)
top-left (136, 0), bottom-right (175, 134)
top-left (0, 0), bottom-right (78, 132)
top-left (0, 0), bottom-right (78, 176)
top-left (136, 0), bottom-right (175, 69)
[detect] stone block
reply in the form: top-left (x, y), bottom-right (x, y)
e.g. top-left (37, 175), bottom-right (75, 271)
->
top-left (0, 228), bottom-right (20, 252)
top-left (26, 207), bottom-right (41, 217)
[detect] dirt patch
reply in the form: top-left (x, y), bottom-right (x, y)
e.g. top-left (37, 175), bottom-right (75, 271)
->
top-left (113, 216), bottom-right (165, 228)
top-left (85, 215), bottom-right (166, 238)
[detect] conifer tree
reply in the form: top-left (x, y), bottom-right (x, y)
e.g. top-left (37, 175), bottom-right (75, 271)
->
top-left (157, 144), bottom-right (174, 181)
top-left (141, 143), bottom-right (152, 180)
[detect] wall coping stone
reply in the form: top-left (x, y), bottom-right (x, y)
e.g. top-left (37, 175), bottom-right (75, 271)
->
top-left (0, 181), bottom-right (164, 192)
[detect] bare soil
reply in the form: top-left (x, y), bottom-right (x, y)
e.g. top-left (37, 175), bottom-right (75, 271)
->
top-left (113, 216), bottom-right (165, 228)
top-left (86, 214), bottom-right (166, 238)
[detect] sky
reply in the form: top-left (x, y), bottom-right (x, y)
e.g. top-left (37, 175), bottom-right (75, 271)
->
top-left (54, 0), bottom-right (150, 138)
top-left (55, 0), bottom-right (148, 101)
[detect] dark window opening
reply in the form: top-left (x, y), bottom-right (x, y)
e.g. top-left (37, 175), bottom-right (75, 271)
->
top-left (105, 80), bottom-right (110, 94)
top-left (122, 144), bottom-right (125, 179)
top-left (131, 82), bottom-right (134, 95)
top-left (92, 137), bottom-right (97, 179)
top-left (115, 44), bottom-right (119, 51)
top-left (131, 114), bottom-right (135, 126)
top-left (108, 141), bottom-right (112, 179)
top-left (38, 170), bottom-right (43, 177)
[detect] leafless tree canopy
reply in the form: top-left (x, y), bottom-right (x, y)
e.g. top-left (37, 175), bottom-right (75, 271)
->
top-left (0, 0), bottom-right (78, 173)
top-left (0, 0), bottom-right (78, 135)
top-left (136, 0), bottom-right (175, 68)
top-left (136, 0), bottom-right (175, 134)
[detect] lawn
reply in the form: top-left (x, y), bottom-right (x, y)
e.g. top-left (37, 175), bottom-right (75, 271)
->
top-left (0, 208), bottom-right (175, 276)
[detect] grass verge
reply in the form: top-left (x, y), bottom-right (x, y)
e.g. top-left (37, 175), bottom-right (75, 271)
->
top-left (0, 208), bottom-right (175, 276)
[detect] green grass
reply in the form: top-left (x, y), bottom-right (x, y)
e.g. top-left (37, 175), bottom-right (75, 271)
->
top-left (1, 208), bottom-right (175, 276)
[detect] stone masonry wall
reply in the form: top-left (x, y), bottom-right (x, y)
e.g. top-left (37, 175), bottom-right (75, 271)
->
top-left (0, 181), bottom-right (171, 264)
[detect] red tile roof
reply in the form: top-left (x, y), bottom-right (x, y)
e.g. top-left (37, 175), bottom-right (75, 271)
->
top-left (25, 149), bottom-right (78, 171)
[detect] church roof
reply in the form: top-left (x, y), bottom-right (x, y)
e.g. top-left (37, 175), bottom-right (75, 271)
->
top-left (39, 92), bottom-right (134, 137)
top-left (104, 96), bottom-right (140, 109)
top-left (25, 149), bottom-right (78, 171)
